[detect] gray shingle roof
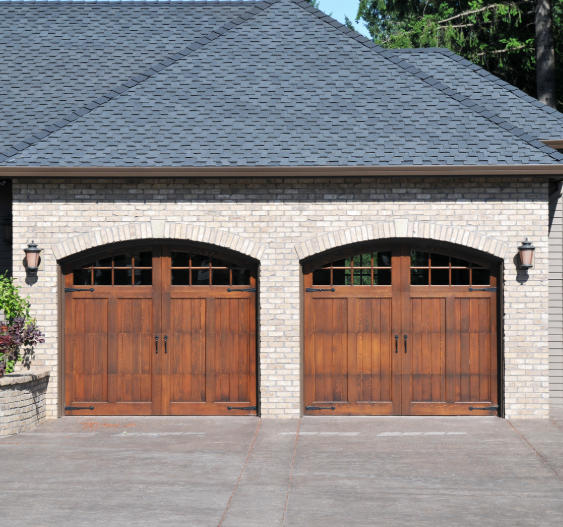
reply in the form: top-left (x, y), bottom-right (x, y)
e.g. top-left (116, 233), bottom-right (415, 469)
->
top-left (388, 48), bottom-right (563, 141)
top-left (1, 0), bottom-right (562, 167)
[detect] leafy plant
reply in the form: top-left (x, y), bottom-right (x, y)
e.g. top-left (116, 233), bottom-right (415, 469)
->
top-left (0, 272), bottom-right (32, 322)
top-left (0, 318), bottom-right (44, 377)
top-left (0, 273), bottom-right (44, 376)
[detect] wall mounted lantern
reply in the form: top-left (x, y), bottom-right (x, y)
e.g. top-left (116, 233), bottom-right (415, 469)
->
top-left (23, 241), bottom-right (41, 276)
top-left (1, 218), bottom-right (11, 243)
top-left (518, 238), bottom-right (535, 269)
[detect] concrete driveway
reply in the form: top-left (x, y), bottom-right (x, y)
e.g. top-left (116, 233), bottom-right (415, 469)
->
top-left (2, 410), bottom-right (563, 526)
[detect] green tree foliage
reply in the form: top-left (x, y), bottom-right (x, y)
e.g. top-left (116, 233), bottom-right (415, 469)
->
top-left (356, 0), bottom-right (562, 110)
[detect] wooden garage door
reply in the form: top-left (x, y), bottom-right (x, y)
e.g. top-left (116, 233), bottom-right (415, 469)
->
top-left (64, 244), bottom-right (257, 416)
top-left (304, 244), bottom-right (499, 416)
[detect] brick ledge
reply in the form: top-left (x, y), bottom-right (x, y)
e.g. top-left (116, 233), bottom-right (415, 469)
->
top-left (0, 369), bottom-right (50, 387)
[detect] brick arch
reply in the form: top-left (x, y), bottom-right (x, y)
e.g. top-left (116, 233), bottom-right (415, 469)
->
top-left (52, 220), bottom-right (266, 261)
top-left (295, 219), bottom-right (509, 260)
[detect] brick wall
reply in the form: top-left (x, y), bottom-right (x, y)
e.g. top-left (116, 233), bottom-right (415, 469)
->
top-left (0, 370), bottom-right (49, 436)
top-left (11, 177), bottom-right (549, 419)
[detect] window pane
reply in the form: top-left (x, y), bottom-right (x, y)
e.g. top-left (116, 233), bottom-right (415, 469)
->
top-left (73, 269), bottom-right (91, 286)
top-left (472, 268), bottom-right (490, 285)
top-left (411, 251), bottom-right (429, 267)
top-left (313, 269), bottom-right (331, 285)
top-left (431, 269), bottom-right (449, 285)
top-left (451, 257), bottom-right (470, 267)
top-left (353, 269), bottom-right (371, 285)
top-left (136, 252), bottom-right (152, 267)
top-left (212, 269), bottom-right (230, 285)
top-left (94, 257), bottom-right (112, 267)
top-left (171, 251), bottom-right (190, 267)
top-left (411, 268), bottom-right (429, 285)
top-left (114, 269), bottom-right (132, 285)
top-left (192, 268), bottom-right (210, 285)
top-left (232, 269), bottom-right (251, 286)
top-left (332, 259), bottom-right (348, 268)
top-left (431, 253), bottom-right (449, 267)
top-left (353, 253), bottom-right (372, 267)
top-left (211, 257), bottom-right (231, 268)
top-left (375, 252), bottom-right (391, 267)
top-left (134, 269), bottom-right (152, 286)
top-left (191, 254), bottom-right (209, 268)
top-left (452, 268), bottom-right (470, 285)
top-left (333, 268), bottom-right (351, 285)
top-left (114, 254), bottom-right (133, 267)
top-left (374, 269), bottom-right (391, 285)
top-left (172, 269), bottom-right (190, 285)
top-left (93, 269), bottom-right (112, 286)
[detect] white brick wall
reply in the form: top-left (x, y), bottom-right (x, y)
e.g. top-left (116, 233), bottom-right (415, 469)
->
top-left (12, 176), bottom-right (549, 419)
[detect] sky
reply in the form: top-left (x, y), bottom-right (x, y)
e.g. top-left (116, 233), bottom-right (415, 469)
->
top-left (317, 0), bottom-right (371, 37)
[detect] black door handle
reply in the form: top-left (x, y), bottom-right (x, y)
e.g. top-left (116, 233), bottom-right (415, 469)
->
top-left (395, 334), bottom-right (399, 353)
top-left (164, 335), bottom-right (168, 354)
top-left (155, 335), bottom-right (159, 354)
top-left (404, 334), bottom-right (408, 353)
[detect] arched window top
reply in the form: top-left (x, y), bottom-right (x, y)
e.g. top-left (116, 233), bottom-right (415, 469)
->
top-left (311, 248), bottom-right (491, 287)
top-left (71, 249), bottom-right (251, 287)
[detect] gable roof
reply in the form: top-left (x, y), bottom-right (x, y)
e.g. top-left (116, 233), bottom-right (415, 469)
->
top-left (1, 0), bottom-right (562, 168)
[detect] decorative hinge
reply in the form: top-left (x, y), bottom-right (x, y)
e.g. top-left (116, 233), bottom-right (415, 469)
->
top-left (65, 288), bottom-right (95, 292)
top-left (306, 288), bottom-right (335, 293)
top-left (65, 406), bottom-right (95, 411)
top-left (468, 287), bottom-right (497, 292)
top-left (227, 288), bottom-right (256, 292)
top-left (469, 405), bottom-right (499, 411)
top-left (306, 406), bottom-right (336, 411)
top-left (227, 406), bottom-right (257, 411)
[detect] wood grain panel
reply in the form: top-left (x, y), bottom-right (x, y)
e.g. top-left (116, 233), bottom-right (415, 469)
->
top-left (114, 298), bottom-right (153, 403)
top-left (169, 298), bottom-right (206, 403)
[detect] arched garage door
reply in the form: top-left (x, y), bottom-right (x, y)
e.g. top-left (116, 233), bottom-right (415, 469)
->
top-left (303, 243), bottom-right (499, 416)
top-left (63, 243), bottom-right (257, 416)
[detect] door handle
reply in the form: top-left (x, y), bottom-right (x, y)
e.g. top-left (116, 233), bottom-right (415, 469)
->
top-left (395, 334), bottom-right (398, 353)
top-left (164, 335), bottom-right (168, 354)
top-left (404, 334), bottom-right (408, 353)
top-left (155, 334), bottom-right (159, 354)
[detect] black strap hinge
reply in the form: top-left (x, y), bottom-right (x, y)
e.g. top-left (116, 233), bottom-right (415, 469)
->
top-left (469, 405), bottom-right (499, 411)
top-left (227, 288), bottom-right (256, 292)
top-left (468, 287), bottom-right (497, 292)
top-left (65, 406), bottom-right (95, 411)
top-left (65, 288), bottom-right (95, 292)
top-left (227, 406), bottom-right (257, 411)
top-left (306, 288), bottom-right (335, 293)
top-left (306, 406), bottom-right (336, 411)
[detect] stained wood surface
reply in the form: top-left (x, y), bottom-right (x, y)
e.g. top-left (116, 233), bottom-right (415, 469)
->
top-left (64, 244), bottom-right (257, 416)
top-left (304, 244), bottom-right (499, 416)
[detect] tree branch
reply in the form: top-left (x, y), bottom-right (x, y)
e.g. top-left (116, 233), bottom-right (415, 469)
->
top-left (438, 1), bottom-right (531, 24)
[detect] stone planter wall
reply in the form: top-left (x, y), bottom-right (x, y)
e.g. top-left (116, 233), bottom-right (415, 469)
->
top-left (0, 370), bottom-right (50, 436)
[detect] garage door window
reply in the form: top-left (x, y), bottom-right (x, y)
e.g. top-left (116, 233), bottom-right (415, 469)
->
top-left (410, 251), bottom-right (490, 286)
top-left (312, 251), bottom-right (392, 286)
top-left (171, 252), bottom-right (250, 286)
top-left (73, 252), bottom-right (152, 286)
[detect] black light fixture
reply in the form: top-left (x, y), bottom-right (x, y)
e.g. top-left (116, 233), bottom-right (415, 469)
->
top-left (23, 241), bottom-right (41, 276)
top-left (518, 238), bottom-right (535, 269)
top-left (1, 217), bottom-right (11, 243)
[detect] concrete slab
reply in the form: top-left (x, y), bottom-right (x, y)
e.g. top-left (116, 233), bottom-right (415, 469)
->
top-left (2, 416), bottom-right (562, 526)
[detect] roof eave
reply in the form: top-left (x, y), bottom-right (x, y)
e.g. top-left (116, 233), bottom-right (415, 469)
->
top-left (0, 165), bottom-right (561, 179)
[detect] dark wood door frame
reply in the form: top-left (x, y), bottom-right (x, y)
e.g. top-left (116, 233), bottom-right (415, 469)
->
top-left (58, 240), bottom-right (260, 417)
top-left (301, 239), bottom-right (503, 417)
